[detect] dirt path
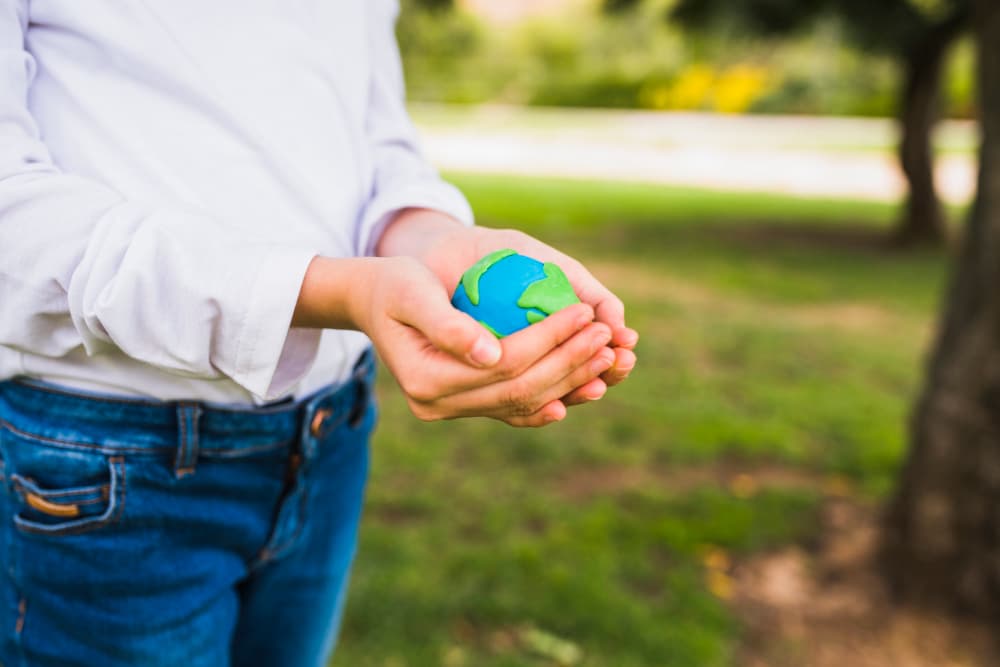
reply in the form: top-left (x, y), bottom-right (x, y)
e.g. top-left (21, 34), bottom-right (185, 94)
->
top-left (732, 499), bottom-right (998, 667)
top-left (415, 106), bottom-right (977, 205)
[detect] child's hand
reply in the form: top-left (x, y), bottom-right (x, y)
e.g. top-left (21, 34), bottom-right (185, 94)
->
top-left (354, 257), bottom-right (615, 427)
top-left (377, 210), bottom-right (638, 406)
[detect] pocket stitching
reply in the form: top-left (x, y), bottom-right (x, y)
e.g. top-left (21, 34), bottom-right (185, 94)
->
top-left (11, 476), bottom-right (108, 501)
top-left (13, 456), bottom-right (125, 537)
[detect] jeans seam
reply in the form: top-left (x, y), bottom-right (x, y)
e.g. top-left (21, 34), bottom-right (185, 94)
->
top-left (198, 439), bottom-right (293, 458)
top-left (0, 419), bottom-right (172, 454)
top-left (14, 598), bottom-right (25, 637)
top-left (6, 479), bottom-right (25, 667)
top-left (10, 479), bottom-right (108, 501)
top-left (1, 419), bottom-right (291, 458)
top-left (247, 464), bottom-right (310, 572)
top-left (11, 376), bottom-right (305, 416)
top-left (248, 496), bottom-right (307, 572)
top-left (10, 378), bottom-right (173, 407)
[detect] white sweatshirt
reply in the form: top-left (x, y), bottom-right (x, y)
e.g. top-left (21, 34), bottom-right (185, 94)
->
top-left (0, 0), bottom-right (473, 404)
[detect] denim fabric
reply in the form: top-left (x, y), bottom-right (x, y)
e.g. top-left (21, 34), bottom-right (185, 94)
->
top-left (0, 351), bottom-right (377, 667)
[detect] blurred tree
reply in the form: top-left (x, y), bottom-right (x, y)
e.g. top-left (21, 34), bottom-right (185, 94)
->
top-left (406, 0), bottom-right (454, 11)
top-left (606, 0), bottom-right (971, 246)
top-left (882, 0), bottom-right (1000, 616)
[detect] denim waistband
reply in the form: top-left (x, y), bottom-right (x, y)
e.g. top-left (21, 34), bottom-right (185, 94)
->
top-left (0, 349), bottom-right (376, 459)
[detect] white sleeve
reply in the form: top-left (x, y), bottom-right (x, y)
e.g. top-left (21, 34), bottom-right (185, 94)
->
top-left (0, 1), bottom-right (321, 400)
top-left (356, 0), bottom-right (475, 257)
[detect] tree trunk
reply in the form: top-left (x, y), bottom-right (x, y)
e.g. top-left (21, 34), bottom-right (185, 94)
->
top-left (893, 11), bottom-right (969, 247)
top-left (882, 0), bottom-right (1000, 616)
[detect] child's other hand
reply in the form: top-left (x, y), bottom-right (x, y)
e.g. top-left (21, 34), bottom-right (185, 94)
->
top-left (354, 257), bottom-right (613, 427)
top-left (383, 211), bottom-right (638, 405)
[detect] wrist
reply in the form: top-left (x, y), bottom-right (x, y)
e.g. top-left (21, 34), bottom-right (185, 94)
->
top-left (292, 256), bottom-right (382, 331)
top-left (375, 208), bottom-right (467, 259)
top-left (343, 258), bottom-right (390, 336)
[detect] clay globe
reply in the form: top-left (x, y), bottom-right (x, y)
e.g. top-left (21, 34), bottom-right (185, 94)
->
top-left (451, 249), bottom-right (581, 338)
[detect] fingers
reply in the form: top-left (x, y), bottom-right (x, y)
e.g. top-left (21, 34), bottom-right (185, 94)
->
top-left (592, 289), bottom-right (626, 336)
top-left (509, 340), bottom-right (614, 413)
top-left (392, 277), bottom-right (503, 369)
top-left (562, 378), bottom-right (608, 407)
top-left (498, 302), bottom-right (596, 374)
top-left (500, 343), bottom-right (617, 424)
top-left (434, 326), bottom-right (614, 421)
top-left (602, 347), bottom-right (636, 387)
top-left (502, 400), bottom-right (567, 428)
top-left (404, 302), bottom-right (598, 400)
top-left (558, 258), bottom-right (636, 350)
top-left (563, 348), bottom-right (635, 406)
top-left (613, 327), bottom-right (640, 350)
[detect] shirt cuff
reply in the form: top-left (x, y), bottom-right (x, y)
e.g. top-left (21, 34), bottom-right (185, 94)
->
top-left (357, 178), bottom-right (474, 257)
top-left (231, 246), bottom-right (322, 400)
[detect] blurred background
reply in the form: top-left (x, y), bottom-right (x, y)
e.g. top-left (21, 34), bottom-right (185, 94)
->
top-left (333, 1), bottom-right (992, 665)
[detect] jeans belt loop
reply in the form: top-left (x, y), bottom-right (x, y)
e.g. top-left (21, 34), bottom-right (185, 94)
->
top-left (174, 402), bottom-right (203, 479)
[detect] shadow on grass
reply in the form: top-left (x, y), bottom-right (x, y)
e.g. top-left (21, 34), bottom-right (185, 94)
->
top-left (709, 222), bottom-right (924, 254)
top-left (529, 218), bottom-right (951, 317)
top-left (579, 218), bottom-right (948, 255)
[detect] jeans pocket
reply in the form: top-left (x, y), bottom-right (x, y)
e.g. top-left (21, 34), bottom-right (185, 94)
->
top-left (11, 456), bottom-right (125, 537)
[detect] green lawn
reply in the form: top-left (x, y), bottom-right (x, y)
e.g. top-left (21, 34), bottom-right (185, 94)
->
top-left (331, 176), bottom-right (954, 667)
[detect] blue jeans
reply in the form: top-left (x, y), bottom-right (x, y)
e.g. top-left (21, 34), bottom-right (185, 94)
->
top-left (0, 351), bottom-right (376, 667)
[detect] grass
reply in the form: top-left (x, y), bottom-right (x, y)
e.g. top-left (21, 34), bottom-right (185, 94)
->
top-left (331, 175), bottom-right (954, 666)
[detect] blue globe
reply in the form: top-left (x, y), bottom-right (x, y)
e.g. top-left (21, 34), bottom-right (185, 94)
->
top-left (451, 249), bottom-right (580, 338)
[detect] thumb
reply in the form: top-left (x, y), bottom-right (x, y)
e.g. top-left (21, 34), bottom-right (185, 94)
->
top-left (395, 279), bottom-right (502, 369)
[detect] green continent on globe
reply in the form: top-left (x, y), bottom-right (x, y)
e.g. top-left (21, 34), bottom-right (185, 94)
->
top-left (461, 248), bottom-right (516, 306)
top-left (476, 320), bottom-right (502, 338)
top-left (518, 261), bottom-right (580, 317)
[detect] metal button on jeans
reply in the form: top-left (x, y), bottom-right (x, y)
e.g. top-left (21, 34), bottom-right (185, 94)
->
top-left (310, 408), bottom-right (333, 438)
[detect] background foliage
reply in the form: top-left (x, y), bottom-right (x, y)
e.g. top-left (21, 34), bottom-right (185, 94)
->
top-left (397, 0), bottom-right (975, 117)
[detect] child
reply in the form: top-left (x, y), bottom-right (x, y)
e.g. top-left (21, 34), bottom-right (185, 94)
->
top-left (0, 1), bottom-right (637, 665)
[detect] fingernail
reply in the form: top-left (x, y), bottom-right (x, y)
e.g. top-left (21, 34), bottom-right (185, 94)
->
top-left (591, 334), bottom-right (612, 355)
top-left (575, 308), bottom-right (594, 329)
top-left (469, 336), bottom-right (501, 367)
top-left (622, 329), bottom-right (639, 347)
top-left (591, 351), bottom-right (614, 374)
top-left (588, 385), bottom-right (608, 401)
